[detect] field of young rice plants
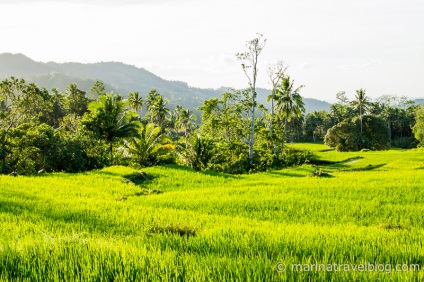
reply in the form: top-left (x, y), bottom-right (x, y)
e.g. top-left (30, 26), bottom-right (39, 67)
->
top-left (1, 144), bottom-right (424, 281)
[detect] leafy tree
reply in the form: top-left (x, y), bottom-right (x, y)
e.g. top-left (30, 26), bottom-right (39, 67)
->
top-left (236, 33), bottom-right (267, 167)
top-left (413, 105), bottom-right (424, 146)
top-left (330, 91), bottom-right (355, 124)
top-left (0, 78), bottom-right (51, 171)
top-left (6, 123), bottom-right (55, 174)
top-left (325, 115), bottom-right (390, 151)
top-left (267, 60), bottom-right (287, 156)
top-left (89, 80), bottom-right (106, 100)
top-left (66, 83), bottom-right (89, 116)
top-left (199, 91), bottom-right (250, 143)
top-left (357, 115), bottom-right (390, 150)
top-left (324, 121), bottom-right (359, 151)
top-left (303, 110), bottom-right (332, 142)
top-left (50, 88), bottom-right (66, 128)
top-left (82, 93), bottom-right (140, 163)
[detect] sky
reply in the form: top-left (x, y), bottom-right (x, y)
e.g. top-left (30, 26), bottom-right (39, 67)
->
top-left (0, 0), bottom-right (423, 101)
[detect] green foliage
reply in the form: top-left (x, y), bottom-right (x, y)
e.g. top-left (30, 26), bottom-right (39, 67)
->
top-left (273, 75), bottom-right (305, 156)
top-left (280, 146), bottom-right (315, 167)
top-left (89, 80), bottom-right (106, 99)
top-left (124, 123), bottom-right (174, 167)
top-left (325, 116), bottom-right (390, 152)
top-left (82, 93), bottom-right (140, 163)
top-left (5, 123), bottom-right (95, 174)
top-left (65, 83), bottom-right (89, 116)
top-left (128, 91), bottom-right (143, 115)
top-left (324, 121), bottom-right (360, 152)
top-left (303, 110), bottom-right (333, 142)
top-left (356, 115), bottom-right (390, 150)
top-left (413, 105), bottom-right (424, 146)
top-left (7, 123), bottom-right (55, 174)
top-left (177, 134), bottom-right (215, 171)
top-left (206, 141), bottom-right (250, 174)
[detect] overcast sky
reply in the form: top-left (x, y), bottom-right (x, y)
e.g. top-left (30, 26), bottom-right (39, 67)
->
top-left (1, 0), bottom-right (423, 101)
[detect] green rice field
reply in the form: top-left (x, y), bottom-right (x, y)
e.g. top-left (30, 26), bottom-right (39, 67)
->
top-left (1, 143), bottom-right (424, 281)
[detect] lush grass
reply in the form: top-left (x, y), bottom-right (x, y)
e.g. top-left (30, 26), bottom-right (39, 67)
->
top-left (1, 145), bottom-right (424, 281)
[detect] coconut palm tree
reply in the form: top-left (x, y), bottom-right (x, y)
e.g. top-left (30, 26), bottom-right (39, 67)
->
top-left (146, 89), bottom-right (160, 115)
top-left (128, 91), bottom-right (144, 117)
top-left (352, 88), bottom-right (369, 135)
top-left (148, 95), bottom-right (170, 127)
top-left (124, 123), bottom-right (174, 166)
top-left (274, 75), bottom-right (305, 157)
top-left (176, 108), bottom-right (197, 137)
top-left (82, 92), bottom-right (140, 163)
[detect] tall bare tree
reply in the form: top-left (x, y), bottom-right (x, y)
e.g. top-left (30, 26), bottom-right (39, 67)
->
top-left (267, 60), bottom-right (287, 157)
top-left (236, 34), bottom-right (266, 167)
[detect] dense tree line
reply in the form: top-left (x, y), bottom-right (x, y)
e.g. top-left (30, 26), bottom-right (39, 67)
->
top-left (1, 36), bottom-right (423, 175)
top-left (0, 75), bottom-right (422, 175)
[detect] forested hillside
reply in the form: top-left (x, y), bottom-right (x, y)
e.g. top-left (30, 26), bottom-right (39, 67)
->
top-left (0, 53), bottom-right (330, 113)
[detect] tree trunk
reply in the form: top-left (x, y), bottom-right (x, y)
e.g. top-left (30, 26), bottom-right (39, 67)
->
top-left (269, 90), bottom-right (277, 158)
top-left (109, 142), bottom-right (113, 165)
top-left (249, 90), bottom-right (255, 167)
top-left (281, 117), bottom-right (288, 159)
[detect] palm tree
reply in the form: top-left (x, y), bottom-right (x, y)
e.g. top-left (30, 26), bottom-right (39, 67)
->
top-left (148, 95), bottom-right (170, 127)
top-left (274, 76), bottom-right (305, 157)
top-left (128, 91), bottom-right (144, 117)
top-left (146, 89), bottom-right (160, 113)
top-left (176, 108), bottom-right (197, 137)
top-left (82, 92), bottom-right (140, 163)
top-left (124, 123), bottom-right (174, 166)
top-left (352, 88), bottom-right (369, 135)
top-left (176, 134), bottom-right (214, 171)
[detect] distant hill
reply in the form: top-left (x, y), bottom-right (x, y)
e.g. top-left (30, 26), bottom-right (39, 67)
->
top-left (0, 53), bottom-right (331, 113)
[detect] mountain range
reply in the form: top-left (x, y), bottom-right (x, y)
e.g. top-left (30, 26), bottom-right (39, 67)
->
top-left (1, 52), bottom-right (332, 113)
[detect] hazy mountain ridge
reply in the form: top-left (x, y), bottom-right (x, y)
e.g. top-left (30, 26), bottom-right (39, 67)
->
top-left (0, 53), bottom-right (331, 113)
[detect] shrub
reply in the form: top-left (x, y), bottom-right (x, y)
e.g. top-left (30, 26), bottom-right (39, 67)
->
top-left (206, 141), bottom-right (250, 174)
top-left (325, 116), bottom-right (390, 151)
top-left (280, 146), bottom-right (316, 168)
top-left (324, 121), bottom-right (359, 151)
